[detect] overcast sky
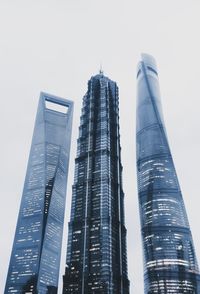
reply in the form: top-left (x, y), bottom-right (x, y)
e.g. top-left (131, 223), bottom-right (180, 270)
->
top-left (1, 0), bottom-right (200, 293)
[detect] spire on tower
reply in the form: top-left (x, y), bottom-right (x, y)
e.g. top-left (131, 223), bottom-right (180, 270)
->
top-left (99, 63), bottom-right (104, 75)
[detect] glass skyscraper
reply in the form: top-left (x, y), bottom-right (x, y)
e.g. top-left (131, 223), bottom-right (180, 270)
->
top-left (136, 53), bottom-right (200, 293)
top-left (5, 93), bottom-right (73, 294)
top-left (63, 73), bottom-right (129, 293)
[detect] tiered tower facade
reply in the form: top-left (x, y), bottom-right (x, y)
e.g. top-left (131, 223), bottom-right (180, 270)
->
top-left (63, 74), bottom-right (129, 293)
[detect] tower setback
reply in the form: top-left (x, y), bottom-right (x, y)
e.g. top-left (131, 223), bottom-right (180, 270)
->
top-left (63, 74), bottom-right (129, 293)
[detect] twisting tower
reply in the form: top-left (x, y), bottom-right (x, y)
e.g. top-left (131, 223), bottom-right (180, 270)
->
top-left (136, 54), bottom-right (200, 293)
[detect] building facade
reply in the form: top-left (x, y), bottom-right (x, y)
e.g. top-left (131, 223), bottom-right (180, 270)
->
top-left (63, 73), bottom-right (129, 293)
top-left (136, 54), bottom-right (200, 293)
top-left (5, 93), bottom-right (73, 294)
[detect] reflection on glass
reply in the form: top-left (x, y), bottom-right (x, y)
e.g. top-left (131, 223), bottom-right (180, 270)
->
top-left (5, 93), bottom-right (73, 293)
top-left (136, 54), bottom-right (200, 293)
top-left (63, 74), bottom-right (129, 293)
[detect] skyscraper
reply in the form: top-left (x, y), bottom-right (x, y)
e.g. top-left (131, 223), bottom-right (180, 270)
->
top-left (136, 54), bottom-right (200, 293)
top-left (5, 93), bottom-right (73, 294)
top-left (63, 73), bottom-right (129, 293)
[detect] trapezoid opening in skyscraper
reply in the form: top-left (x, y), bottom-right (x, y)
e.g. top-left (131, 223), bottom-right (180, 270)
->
top-left (5, 93), bottom-right (73, 294)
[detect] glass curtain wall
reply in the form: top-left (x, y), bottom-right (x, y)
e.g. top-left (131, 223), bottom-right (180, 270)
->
top-left (136, 54), bottom-right (200, 293)
top-left (63, 74), bottom-right (129, 294)
top-left (5, 93), bottom-right (73, 294)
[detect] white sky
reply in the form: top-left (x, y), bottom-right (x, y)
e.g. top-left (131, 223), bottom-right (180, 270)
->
top-left (0, 1), bottom-right (200, 293)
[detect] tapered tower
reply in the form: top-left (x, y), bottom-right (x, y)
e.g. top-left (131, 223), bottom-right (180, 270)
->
top-left (5, 93), bottom-right (73, 294)
top-left (63, 73), bottom-right (129, 293)
top-left (136, 54), bottom-right (200, 293)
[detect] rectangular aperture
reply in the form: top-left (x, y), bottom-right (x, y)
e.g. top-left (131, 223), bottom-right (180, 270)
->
top-left (45, 100), bottom-right (69, 114)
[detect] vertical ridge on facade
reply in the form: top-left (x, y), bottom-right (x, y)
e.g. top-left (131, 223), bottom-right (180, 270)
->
top-left (63, 74), bottom-right (129, 294)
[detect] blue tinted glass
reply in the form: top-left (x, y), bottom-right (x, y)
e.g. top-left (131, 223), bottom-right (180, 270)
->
top-left (136, 54), bottom-right (200, 293)
top-left (63, 74), bottom-right (130, 293)
top-left (5, 93), bottom-right (73, 294)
